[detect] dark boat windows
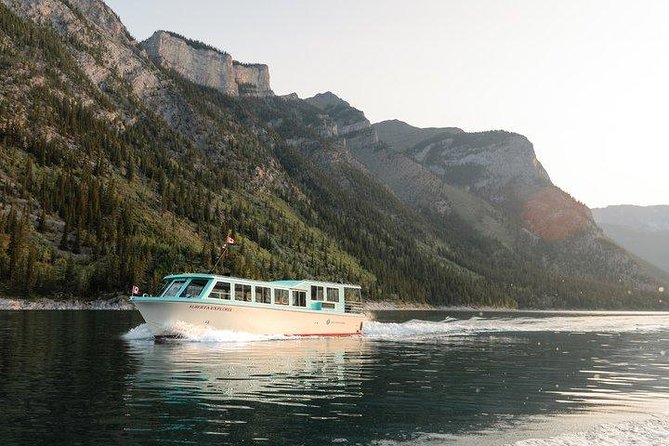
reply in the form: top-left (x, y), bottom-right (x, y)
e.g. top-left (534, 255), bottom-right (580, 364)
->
top-left (326, 287), bottom-right (340, 302)
top-left (275, 289), bottom-right (289, 305)
top-left (157, 280), bottom-right (173, 297)
top-left (162, 280), bottom-right (186, 298)
top-left (179, 279), bottom-right (209, 298)
top-left (209, 281), bottom-right (231, 299)
top-left (293, 290), bottom-right (307, 307)
top-left (235, 284), bottom-right (252, 302)
top-left (344, 287), bottom-right (363, 313)
top-left (255, 286), bottom-right (271, 304)
top-left (311, 286), bottom-right (324, 301)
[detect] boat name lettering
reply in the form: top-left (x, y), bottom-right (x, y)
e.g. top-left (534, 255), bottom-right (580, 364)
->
top-left (188, 304), bottom-right (232, 312)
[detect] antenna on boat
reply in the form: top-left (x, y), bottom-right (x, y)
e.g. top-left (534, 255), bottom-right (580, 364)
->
top-left (209, 234), bottom-right (236, 274)
top-left (208, 245), bottom-right (227, 274)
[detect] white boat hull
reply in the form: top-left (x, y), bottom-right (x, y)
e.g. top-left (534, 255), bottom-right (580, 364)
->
top-left (133, 299), bottom-right (367, 337)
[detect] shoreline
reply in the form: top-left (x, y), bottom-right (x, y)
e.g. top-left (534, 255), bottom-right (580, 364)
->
top-left (1, 297), bottom-right (667, 314)
top-left (0, 296), bottom-right (135, 311)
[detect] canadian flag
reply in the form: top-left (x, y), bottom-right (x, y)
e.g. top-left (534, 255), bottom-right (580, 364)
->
top-left (131, 286), bottom-right (139, 295)
top-left (226, 235), bottom-right (236, 245)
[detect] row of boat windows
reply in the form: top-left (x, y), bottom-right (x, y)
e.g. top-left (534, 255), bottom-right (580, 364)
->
top-left (160, 279), bottom-right (361, 308)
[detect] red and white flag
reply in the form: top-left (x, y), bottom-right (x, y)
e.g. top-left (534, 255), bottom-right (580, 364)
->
top-left (131, 285), bottom-right (139, 295)
top-left (226, 235), bottom-right (236, 245)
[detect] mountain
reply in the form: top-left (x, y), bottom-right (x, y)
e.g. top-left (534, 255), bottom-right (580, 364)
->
top-left (593, 205), bottom-right (669, 231)
top-left (592, 206), bottom-right (669, 273)
top-left (142, 30), bottom-right (273, 97)
top-left (374, 119), bottom-right (463, 153)
top-left (0, 0), bottom-right (665, 309)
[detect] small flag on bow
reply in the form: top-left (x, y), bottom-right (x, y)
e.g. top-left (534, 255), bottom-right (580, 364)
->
top-left (226, 235), bottom-right (235, 245)
top-left (131, 285), bottom-right (139, 295)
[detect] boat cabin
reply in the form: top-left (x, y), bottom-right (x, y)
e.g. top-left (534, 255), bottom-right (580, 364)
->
top-left (149, 273), bottom-right (364, 315)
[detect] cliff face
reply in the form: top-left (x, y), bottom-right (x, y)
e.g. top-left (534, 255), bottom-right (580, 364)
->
top-left (141, 30), bottom-right (273, 97)
top-left (370, 118), bottom-right (597, 239)
top-left (233, 62), bottom-right (271, 96)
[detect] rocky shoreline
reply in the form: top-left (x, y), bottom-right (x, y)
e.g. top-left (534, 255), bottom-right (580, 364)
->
top-left (0, 297), bottom-right (134, 311)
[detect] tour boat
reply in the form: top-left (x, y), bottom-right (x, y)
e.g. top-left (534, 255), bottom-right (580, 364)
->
top-left (130, 273), bottom-right (367, 337)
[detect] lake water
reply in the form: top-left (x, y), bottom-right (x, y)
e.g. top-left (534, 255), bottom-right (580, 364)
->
top-left (1, 310), bottom-right (668, 445)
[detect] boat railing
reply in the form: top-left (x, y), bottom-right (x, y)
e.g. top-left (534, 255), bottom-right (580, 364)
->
top-left (345, 301), bottom-right (364, 314)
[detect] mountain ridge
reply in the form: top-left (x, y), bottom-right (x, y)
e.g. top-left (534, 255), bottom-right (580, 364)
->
top-left (0, 0), bottom-right (665, 309)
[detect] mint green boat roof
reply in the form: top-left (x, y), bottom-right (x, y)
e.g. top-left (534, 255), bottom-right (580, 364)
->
top-left (269, 279), bottom-right (305, 287)
top-left (162, 273), bottom-right (360, 289)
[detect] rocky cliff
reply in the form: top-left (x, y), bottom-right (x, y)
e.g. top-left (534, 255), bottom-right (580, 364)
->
top-left (371, 118), bottom-right (597, 241)
top-left (141, 30), bottom-right (273, 97)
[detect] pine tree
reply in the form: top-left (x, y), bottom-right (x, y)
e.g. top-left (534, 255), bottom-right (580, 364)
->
top-left (59, 217), bottom-right (69, 250)
top-left (8, 210), bottom-right (27, 287)
top-left (37, 208), bottom-right (47, 232)
top-left (24, 246), bottom-right (36, 295)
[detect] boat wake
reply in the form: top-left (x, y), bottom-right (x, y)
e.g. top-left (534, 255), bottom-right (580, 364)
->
top-left (362, 314), bottom-right (669, 339)
top-left (122, 313), bottom-right (669, 343)
top-left (372, 417), bottom-right (669, 446)
top-left (507, 417), bottom-right (669, 446)
top-left (122, 322), bottom-right (290, 343)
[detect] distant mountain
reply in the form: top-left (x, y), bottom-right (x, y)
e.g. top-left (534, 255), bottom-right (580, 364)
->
top-left (374, 119), bottom-right (463, 153)
top-left (593, 205), bottom-right (669, 231)
top-left (592, 206), bottom-right (669, 273)
top-left (0, 0), bottom-right (665, 309)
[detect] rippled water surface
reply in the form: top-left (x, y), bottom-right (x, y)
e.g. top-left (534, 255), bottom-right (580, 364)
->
top-left (1, 310), bottom-right (669, 445)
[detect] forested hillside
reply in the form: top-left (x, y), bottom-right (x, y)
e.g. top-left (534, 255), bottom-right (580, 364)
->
top-left (0, 0), bottom-right (666, 309)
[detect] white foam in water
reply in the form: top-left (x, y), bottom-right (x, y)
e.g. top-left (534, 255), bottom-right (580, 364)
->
top-left (371, 418), bottom-right (669, 446)
top-left (508, 417), bottom-right (669, 446)
top-left (122, 322), bottom-right (289, 343)
top-left (122, 323), bottom-right (155, 340)
top-left (123, 313), bottom-right (669, 342)
top-left (363, 314), bottom-right (669, 339)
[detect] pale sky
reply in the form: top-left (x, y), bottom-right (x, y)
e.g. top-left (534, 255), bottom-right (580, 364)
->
top-left (107, 0), bottom-right (669, 208)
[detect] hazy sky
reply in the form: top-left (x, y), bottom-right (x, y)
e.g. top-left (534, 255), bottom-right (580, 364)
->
top-left (107, 0), bottom-right (669, 208)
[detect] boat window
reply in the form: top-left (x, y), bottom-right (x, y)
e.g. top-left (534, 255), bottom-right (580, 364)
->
top-left (179, 279), bottom-right (209, 298)
top-left (321, 302), bottom-right (336, 310)
top-left (344, 287), bottom-right (361, 302)
top-left (275, 289), bottom-right (289, 305)
top-left (326, 287), bottom-right (340, 302)
top-left (162, 280), bottom-right (186, 298)
top-left (209, 281), bottom-right (231, 299)
top-left (311, 286), bottom-right (324, 301)
top-left (293, 290), bottom-right (307, 307)
top-left (235, 284), bottom-right (252, 302)
top-left (344, 287), bottom-right (363, 313)
top-left (255, 286), bottom-right (271, 304)
top-left (157, 280), bottom-right (172, 297)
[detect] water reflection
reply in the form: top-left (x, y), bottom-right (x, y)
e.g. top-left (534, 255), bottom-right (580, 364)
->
top-left (126, 337), bottom-right (372, 408)
top-left (121, 326), bottom-right (669, 444)
top-left (1, 311), bottom-right (669, 445)
top-left (123, 337), bottom-right (374, 443)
